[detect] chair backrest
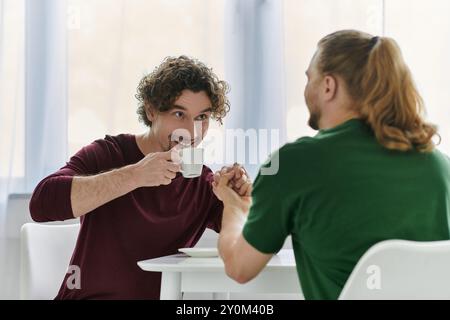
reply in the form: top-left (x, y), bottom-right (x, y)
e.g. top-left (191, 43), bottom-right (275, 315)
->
top-left (20, 223), bottom-right (80, 300)
top-left (339, 240), bottom-right (450, 300)
top-left (5, 194), bottom-right (33, 239)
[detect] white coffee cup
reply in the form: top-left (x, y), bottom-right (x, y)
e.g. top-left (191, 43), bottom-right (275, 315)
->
top-left (179, 147), bottom-right (204, 178)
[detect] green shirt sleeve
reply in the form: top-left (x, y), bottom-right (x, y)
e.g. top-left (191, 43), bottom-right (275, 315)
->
top-left (243, 150), bottom-right (291, 254)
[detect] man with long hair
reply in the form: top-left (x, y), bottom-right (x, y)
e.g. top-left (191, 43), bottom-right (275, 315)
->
top-left (214, 30), bottom-right (450, 300)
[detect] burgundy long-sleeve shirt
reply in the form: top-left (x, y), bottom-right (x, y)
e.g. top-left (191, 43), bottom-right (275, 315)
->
top-left (29, 134), bottom-right (223, 300)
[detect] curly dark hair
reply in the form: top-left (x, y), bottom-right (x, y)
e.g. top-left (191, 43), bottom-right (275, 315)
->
top-left (136, 56), bottom-right (230, 127)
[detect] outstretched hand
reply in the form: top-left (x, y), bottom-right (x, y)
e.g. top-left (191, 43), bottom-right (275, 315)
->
top-left (212, 168), bottom-right (252, 213)
top-left (213, 164), bottom-right (252, 197)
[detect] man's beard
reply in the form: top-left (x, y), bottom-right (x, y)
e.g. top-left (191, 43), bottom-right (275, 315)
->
top-left (308, 105), bottom-right (321, 131)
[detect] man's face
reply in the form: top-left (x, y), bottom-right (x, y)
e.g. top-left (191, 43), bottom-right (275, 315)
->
top-left (147, 90), bottom-right (212, 152)
top-left (304, 52), bottom-right (323, 131)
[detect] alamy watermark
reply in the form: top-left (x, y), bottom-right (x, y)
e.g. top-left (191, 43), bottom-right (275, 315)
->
top-left (66, 265), bottom-right (81, 290)
top-left (170, 122), bottom-right (281, 176)
top-left (366, 265), bottom-right (382, 290)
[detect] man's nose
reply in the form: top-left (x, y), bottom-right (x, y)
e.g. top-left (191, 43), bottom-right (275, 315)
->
top-left (185, 120), bottom-right (203, 140)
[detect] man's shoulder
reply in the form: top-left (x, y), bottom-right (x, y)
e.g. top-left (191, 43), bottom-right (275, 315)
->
top-left (281, 136), bottom-right (319, 152)
top-left (73, 134), bottom-right (135, 165)
top-left (84, 133), bottom-right (134, 153)
top-left (103, 133), bottom-right (134, 147)
top-left (252, 137), bottom-right (318, 181)
top-left (277, 136), bottom-right (323, 162)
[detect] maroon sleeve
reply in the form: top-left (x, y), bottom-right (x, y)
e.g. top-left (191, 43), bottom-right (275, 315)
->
top-left (203, 169), bottom-right (223, 233)
top-left (29, 138), bottom-right (118, 222)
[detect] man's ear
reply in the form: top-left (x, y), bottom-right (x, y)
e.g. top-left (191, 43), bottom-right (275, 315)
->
top-left (323, 75), bottom-right (338, 102)
top-left (145, 104), bottom-right (157, 122)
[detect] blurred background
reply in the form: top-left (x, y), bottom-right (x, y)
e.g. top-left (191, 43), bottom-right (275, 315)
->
top-left (1, 0), bottom-right (449, 299)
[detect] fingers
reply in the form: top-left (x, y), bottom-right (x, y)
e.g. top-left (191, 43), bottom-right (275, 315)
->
top-left (163, 150), bottom-right (174, 160)
top-left (163, 170), bottom-right (177, 180)
top-left (230, 165), bottom-right (249, 184)
top-left (161, 163), bottom-right (181, 185)
top-left (215, 167), bottom-right (233, 188)
top-left (232, 165), bottom-right (243, 179)
top-left (220, 166), bottom-right (230, 176)
top-left (246, 183), bottom-right (253, 196)
top-left (215, 165), bottom-right (250, 190)
top-left (233, 175), bottom-right (246, 189)
top-left (238, 181), bottom-right (252, 197)
top-left (167, 161), bottom-right (181, 173)
top-left (212, 175), bottom-right (220, 192)
top-left (218, 171), bottom-right (234, 188)
top-left (160, 178), bottom-right (172, 186)
top-left (219, 165), bottom-right (245, 179)
top-left (233, 169), bottom-right (249, 188)
top-left (162, 150), bottom-right (182, 181)
top-left (235, 164), bottom-right (250, 181)
top-left (163, 146), bottom-right (182, 163)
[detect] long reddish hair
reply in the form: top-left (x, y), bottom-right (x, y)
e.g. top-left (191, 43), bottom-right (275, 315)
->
top-left (317, 30), bottom-right (438, 152)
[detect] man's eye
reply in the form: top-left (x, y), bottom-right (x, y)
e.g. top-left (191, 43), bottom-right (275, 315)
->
top-left (174, 112), bottom-right (184, 118)
top-left (197, 114), bottom-right (210, 121)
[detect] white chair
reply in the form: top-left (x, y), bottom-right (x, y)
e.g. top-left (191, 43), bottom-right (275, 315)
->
top-left (5, 194), bottom-right (33, 239)
top-left (339, 240), bottom-right (450, 300)
top-left (20, 223), bottom-right (80, 300)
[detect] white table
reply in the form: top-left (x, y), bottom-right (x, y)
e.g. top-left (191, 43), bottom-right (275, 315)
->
top-left (137, 249), bottom-right (303, 300)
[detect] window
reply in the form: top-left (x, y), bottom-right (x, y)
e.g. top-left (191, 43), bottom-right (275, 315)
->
top-left (67, 0), bottom-right (226, 156)
top-left (385, 0), bottom-right (450, 156)
top-left (284, 0), bottom-right (449, 156)
top-left (284, 0), bottom-right (383, 142)
top-left (0, 0), bottom-right (25, 179)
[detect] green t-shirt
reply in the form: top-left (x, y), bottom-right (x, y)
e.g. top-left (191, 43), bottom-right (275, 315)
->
top-left (243, 119), bottom-right (450, 300)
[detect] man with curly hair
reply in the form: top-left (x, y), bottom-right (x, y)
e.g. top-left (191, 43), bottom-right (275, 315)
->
top-left (29, 56), bottom-right (251, 300)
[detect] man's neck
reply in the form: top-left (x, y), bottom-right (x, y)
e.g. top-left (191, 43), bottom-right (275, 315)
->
top-left (319, 110), bottom-right (360, 131)
top-left (136, 130), bottom-right (163, 155)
